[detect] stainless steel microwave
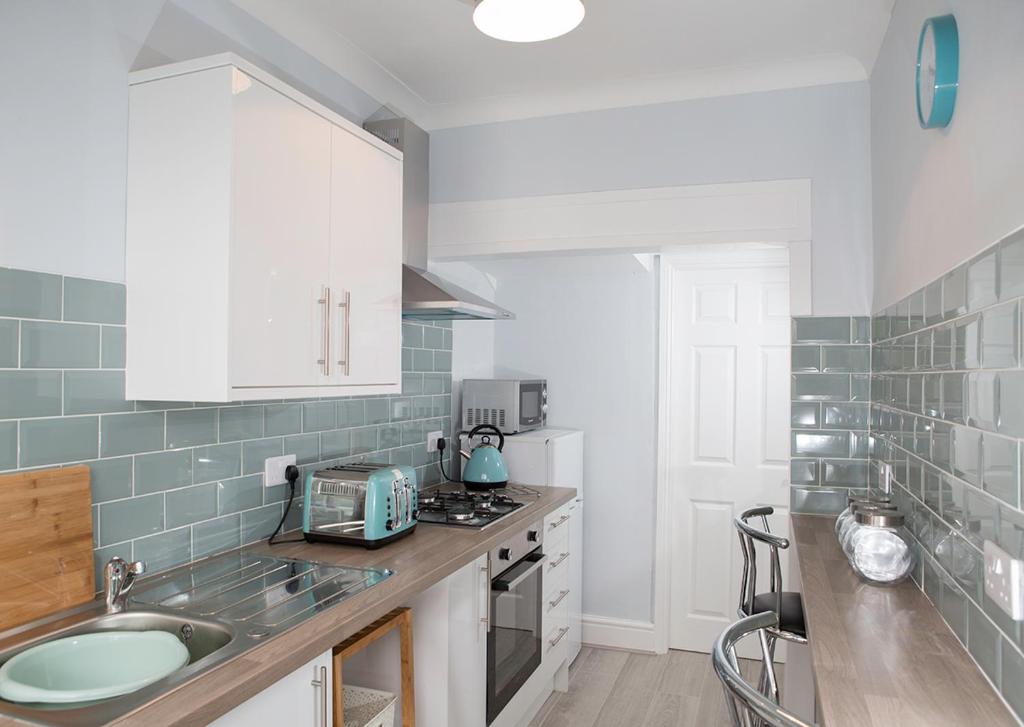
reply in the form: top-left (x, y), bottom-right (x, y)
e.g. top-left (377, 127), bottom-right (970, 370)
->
top-left (461, 378), bottom-right (547, 434)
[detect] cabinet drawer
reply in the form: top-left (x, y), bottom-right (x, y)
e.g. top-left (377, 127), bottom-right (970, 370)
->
top-left (544, 548), bottom-right (570, 603)
top-left (544, 504), bottom-right (572, 537)
top-left (544, 610), bottom-right (570, 660)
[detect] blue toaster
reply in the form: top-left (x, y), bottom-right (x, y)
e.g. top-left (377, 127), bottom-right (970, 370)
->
top-left (302, 463), bottom-right (418, 548)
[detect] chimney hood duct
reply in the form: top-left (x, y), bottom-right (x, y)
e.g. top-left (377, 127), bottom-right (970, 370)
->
top-left (363, 115), bottom-right (514, 321)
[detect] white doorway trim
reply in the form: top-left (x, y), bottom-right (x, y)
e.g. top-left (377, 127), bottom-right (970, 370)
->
top-left (653, 243), bottom-right (809, 655)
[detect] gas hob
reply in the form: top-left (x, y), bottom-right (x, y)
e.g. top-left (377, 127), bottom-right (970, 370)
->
top-left (416, 483), bottom-right (540, 529)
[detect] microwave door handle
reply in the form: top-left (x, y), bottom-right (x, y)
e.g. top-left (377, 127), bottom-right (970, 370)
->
top-left (492, 554), bottom-right (547, 592)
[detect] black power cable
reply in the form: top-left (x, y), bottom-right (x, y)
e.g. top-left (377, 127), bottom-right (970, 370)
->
top-left (437, 436), bottom-right (459, 484)
top-left (268, 464), bottom-right (305, 545)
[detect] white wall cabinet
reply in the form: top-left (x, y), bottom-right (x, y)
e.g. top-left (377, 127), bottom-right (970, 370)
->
top-left (209, 650), bottom-right (332, 727)
top-left (126, 54), bottom-right (403, 402)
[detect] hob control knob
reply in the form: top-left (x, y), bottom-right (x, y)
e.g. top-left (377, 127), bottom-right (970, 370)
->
top-left (499, 547), bottom-right (512, 560)
top-left (527, 530), bottom-right (539, 542)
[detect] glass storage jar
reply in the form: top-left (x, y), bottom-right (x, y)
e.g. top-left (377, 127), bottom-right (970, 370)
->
top-left (847, 510), bottom-right (914, 584)
top-left (839, 501), bottom-right (898, 557)
top-left (834, 494), bottom-right (892, 539)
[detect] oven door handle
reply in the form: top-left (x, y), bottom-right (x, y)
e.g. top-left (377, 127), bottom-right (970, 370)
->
top-left (492, 553), bottom-right (547, 592)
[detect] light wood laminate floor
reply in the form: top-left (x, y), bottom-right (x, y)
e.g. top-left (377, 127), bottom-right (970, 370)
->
top-left (529, 647), bottom-right (768, 727)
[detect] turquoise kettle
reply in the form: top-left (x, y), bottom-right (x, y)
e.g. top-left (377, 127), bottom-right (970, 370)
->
top-left (460, 425), bottom-right (509, 491)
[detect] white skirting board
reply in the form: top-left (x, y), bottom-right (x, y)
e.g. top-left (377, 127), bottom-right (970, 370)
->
top-left (581, 614), bottom-right (658, 653)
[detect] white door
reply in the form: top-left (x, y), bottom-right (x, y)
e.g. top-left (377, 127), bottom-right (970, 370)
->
top-left (229, 71), bottom-right (331, 389)
top-left (326, 125), bottom-right (403, 388)
top-left (210, 650), bottom-right (332, 727)
top-left (666, 249), bottom-right (791, 655)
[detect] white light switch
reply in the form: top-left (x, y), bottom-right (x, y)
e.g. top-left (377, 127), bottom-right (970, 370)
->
top-left (984, 540), bottom-right (1024, 621)
top-left (264, 454), bottom-right (297, 488)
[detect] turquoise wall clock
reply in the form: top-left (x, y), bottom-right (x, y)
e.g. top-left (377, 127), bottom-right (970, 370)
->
top-left (916, 14), bottom-right (959, 129)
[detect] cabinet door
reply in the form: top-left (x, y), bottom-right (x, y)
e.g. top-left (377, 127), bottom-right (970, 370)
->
top-left (210, 650), bottom-right (332, 727)
top-left (568, 500), bottom-right (583, 664)
top-left (229, 71), bottom-right (331, 390)
top-left (448, 555), bottom-right (488, 727)
top-left (327, 125), bottom-right (402, 388)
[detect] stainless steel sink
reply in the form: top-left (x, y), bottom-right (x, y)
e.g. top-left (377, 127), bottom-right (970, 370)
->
top-left (0, 552), bottom-right (392, 726)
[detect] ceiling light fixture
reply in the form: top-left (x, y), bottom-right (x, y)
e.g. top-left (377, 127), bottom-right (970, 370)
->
top-left (473, 0), bottom-right (585, 43)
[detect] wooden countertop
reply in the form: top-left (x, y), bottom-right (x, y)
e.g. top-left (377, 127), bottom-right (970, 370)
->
top-left (791, 514), bottom-right (1016, 727)
top-left (0, 486), bottom-right (575, 727)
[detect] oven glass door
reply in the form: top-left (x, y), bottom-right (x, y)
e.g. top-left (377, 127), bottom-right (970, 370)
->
top-left (487, 549), bottom-right (544, 724)
top-left (518, 382), bottom-right (545, 429)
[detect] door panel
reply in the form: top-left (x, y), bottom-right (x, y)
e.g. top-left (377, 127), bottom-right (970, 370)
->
top-left (327, 126), bottom-right (402, 388)
top-left (667, 250), bottom-right (791, 656)
top-left (688, 500), bottom-right (735, 620)
top-left (229, 72), bottom-right (330, 389)
top-left (692, 346), bottom-right (736, 464)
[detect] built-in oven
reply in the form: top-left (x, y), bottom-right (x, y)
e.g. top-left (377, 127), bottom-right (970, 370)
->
top-left (486, 520), bottom-right (545, 724)
top-left (462, 378), bottom-right (548, 434)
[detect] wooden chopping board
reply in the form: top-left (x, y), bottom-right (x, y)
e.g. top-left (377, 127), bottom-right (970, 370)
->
top-left (0, 465), bottom-right (95, 631)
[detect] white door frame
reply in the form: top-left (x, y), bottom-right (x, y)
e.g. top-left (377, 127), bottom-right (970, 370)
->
top-left (652, 243), bottom-right (811, 654)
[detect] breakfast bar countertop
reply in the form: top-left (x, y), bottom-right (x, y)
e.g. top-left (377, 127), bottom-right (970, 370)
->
top-left (790, 513), bottom-right (1016, 727)
top-left (0, 486), bottom-right (576, 727)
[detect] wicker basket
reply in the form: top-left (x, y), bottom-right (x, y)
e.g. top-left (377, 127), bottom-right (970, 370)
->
top-left (343, 685), bottom-right (397, 727)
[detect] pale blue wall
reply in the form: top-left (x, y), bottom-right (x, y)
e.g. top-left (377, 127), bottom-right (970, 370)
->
top-left (430, 81), bottom-right (874, 315)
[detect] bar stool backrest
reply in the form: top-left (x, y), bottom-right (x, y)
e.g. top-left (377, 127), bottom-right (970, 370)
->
top-left (711, 612), bottom-right (816, 727)
top-left (735, 506), bottom-right (790, 619)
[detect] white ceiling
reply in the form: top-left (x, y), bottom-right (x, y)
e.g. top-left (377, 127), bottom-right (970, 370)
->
top-left (232, 0), bottom-right (895, 129)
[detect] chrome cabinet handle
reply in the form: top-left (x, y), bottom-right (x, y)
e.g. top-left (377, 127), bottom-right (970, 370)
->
top-left (481, 562), bottom-right (491, 632)
top-left (548, 514), bottom-right (570, 531)
top-left (336, 289), bottom-right (351, 376)
top-left (317, 286), bottom-right (331, 377)
top-left (548, 589), bottom-right (570, 610)
top-left (548, 626), bottom-right (570, 648)
top-left (549, 551), bottom-right (570, 570)
top-left (310, 664), bottom-right (328, 726)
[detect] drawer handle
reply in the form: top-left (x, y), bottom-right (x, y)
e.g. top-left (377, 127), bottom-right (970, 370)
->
top-left (548, 589), bottom-right (570, 610)
top-left (548, 626), bottom-right (570, 648)
top-left (549, 514), bottom-right (570, 531)
top-left (549, 551), bottom-right (569, 570)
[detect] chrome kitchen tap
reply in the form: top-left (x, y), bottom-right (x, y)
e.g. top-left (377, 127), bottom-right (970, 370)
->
top-left (104, 557), bottom-right (146, 613)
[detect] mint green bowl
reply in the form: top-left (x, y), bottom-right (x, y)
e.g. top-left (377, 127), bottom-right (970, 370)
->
top-left (0, 631), bottom-right (189, 704)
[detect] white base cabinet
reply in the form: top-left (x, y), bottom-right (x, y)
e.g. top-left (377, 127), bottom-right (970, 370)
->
top-left (448, 554), bottom-right (489, 727)
top-left (126, 54), bottom-right (402, 402)
top-left (210, 650), bottom-right (332, 727)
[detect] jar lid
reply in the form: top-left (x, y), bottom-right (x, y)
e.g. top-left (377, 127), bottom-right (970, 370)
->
top-left (855, 510), bottom-right (905, 527)
top-left (847, 494), bottom-right (892, 505)
top-left (851, 501), bottom-right (898, 513)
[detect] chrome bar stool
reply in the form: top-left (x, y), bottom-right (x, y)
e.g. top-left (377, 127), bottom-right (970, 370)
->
top-left (712, 612), bottom-right (816, 727)
top-left (734, 506), bottom-right (807, 703)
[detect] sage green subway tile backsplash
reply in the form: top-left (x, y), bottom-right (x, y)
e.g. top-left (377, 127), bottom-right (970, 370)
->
top-left (790, 315), bottom-right (872, 496)
top-left (873, 226), bottom-right (1024, 721)
top-left (63, 277), bottom-right (126, 324)
top-left (0, 266), bottom-right (454, 584)
top-left (0, 268), bottom-right (62, 320)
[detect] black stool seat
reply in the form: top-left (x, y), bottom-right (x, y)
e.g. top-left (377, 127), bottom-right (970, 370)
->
top-left (743, 591), bottom-right (806, 639)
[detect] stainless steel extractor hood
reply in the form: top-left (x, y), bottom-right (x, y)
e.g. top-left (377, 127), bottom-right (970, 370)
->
top-left (400, 264), bottom-right (514, 320)
top-left (363, 115), bottom-right (514, 321)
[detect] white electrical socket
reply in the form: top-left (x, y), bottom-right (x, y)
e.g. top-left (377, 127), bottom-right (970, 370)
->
top-left (264, 454), bottom-right (297, 488)
top-left (984, 539), bottom-right (1024, 620)
top-left (426, 430), bottom-right (444, 453)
